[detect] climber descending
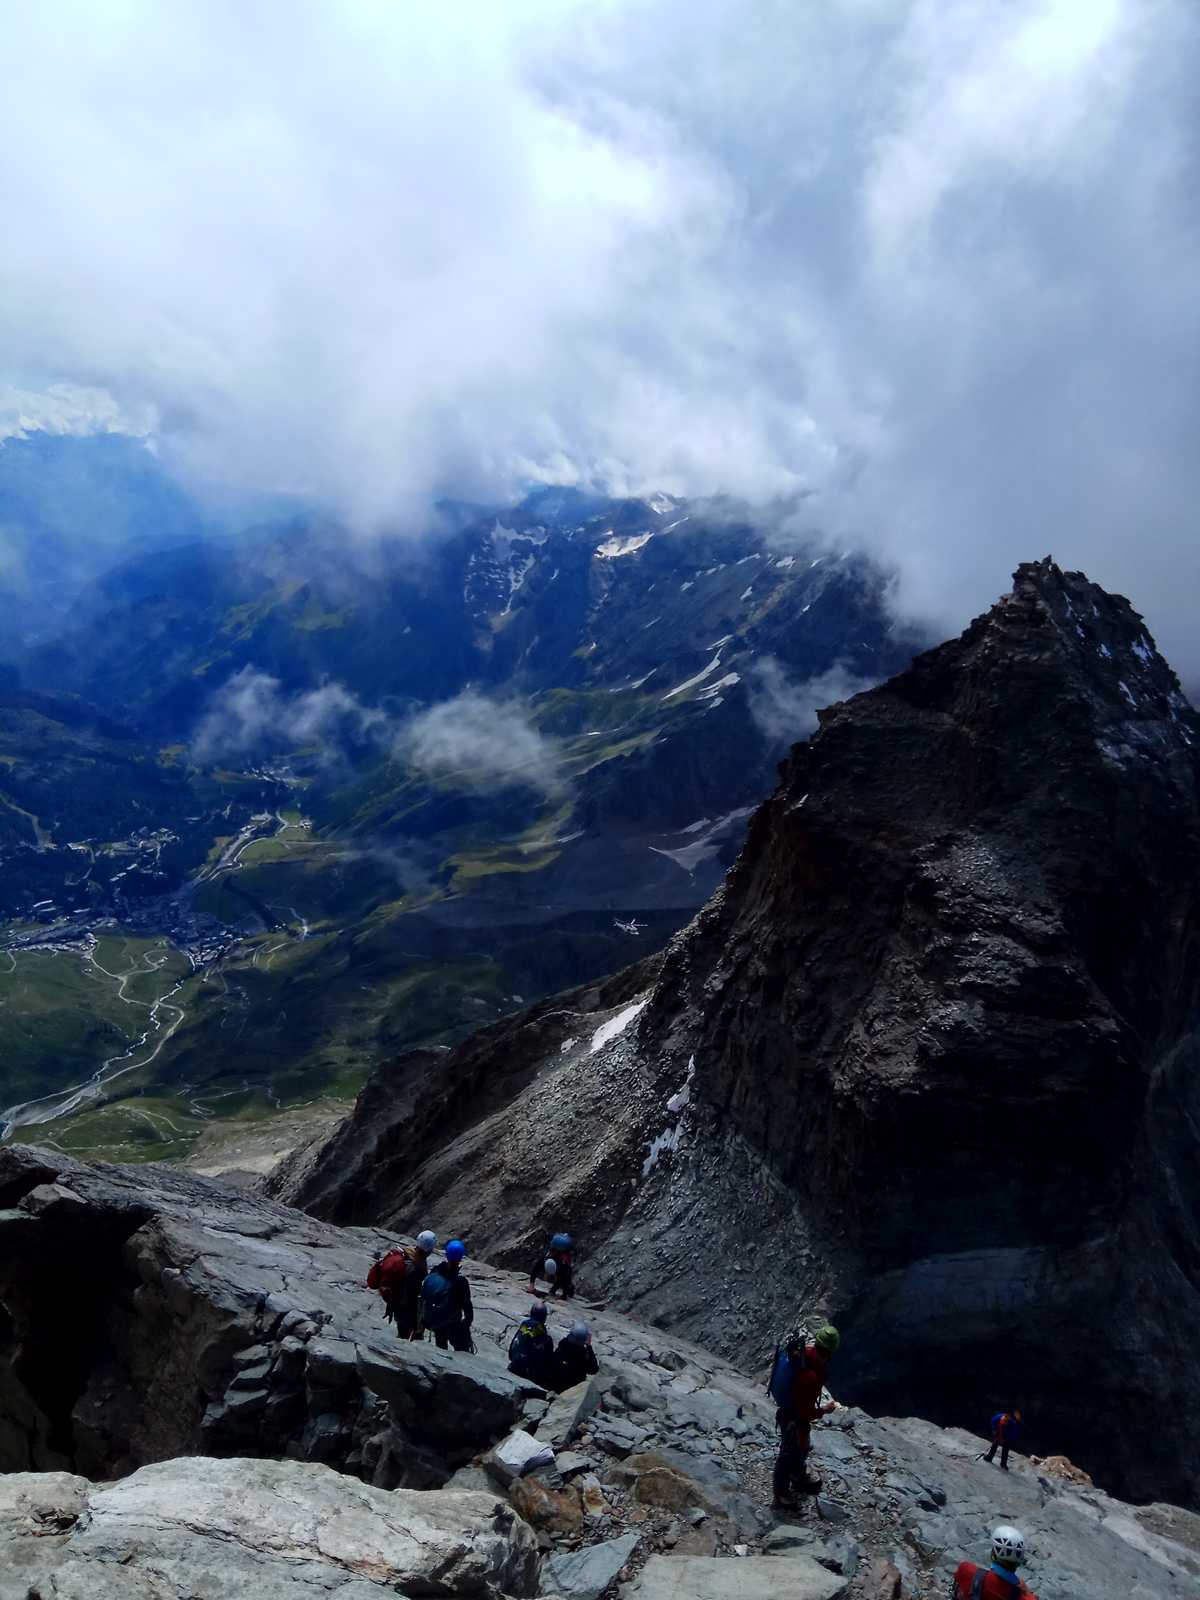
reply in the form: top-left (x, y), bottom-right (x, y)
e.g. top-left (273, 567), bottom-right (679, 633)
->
top-left (952, 1526), bottom-right (1038, 1597)
top-left (552, 1321), bottom-right (599, 1392)
top-left (983, 1408), bottom-right (1023, 1471)
top-left (508, 1302), bottom-right (556, 1387)
top-left (528, 1232), bottom-right (575, 1298)
top-left (366, 1229), bottom-right (438, 1339)
top-left (420, 1240), bottom-right (475, 1353)
top-left (770, 1324), bottom-right (840, 1511)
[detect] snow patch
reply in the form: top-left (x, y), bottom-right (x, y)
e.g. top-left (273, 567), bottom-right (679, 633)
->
top-left (560, 1037), bottom-right (579, 1054)
top-left (680, 580), bottom-right (694, 592)
top-left (739, 586), bottom-right (754, 601)
top-left (1098, 643), bottom-right (1113, 659)
top-left (662, 516), bottom-right (691, 532)
top-left (661, 653), bottom-right (722, 702)
top-left (1118, 680), bottom-right (1139, 710)
top-left (666, 1056), bottom-right (695, 1115)
top-left (597, 532), bottom-right (653, 559)
top-left (775, 556), bottom-right (795, 570)
top-left (696, 672), bottom-right (741, 699)
top-left (590, 998), bottom-right (649, 1055)
top-left (1132, 636), bottom-right (1155, 667)
top-left (709, 634), bottom-right (734, 650)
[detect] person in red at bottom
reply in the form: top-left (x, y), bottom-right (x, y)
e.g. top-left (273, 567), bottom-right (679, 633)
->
top-left (952, 1526), bottom-right (1038, 1598)
top-left (772, 1324), bottom-right (840, 1508)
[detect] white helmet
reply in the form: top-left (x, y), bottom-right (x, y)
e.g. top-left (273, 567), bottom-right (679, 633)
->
top-left (416, 1230), bottom-right (437, 1253)
top-left (991, 1526), bottom-right (1026, 1566)
top-left (543, 1256), bottom-right (558, 1278)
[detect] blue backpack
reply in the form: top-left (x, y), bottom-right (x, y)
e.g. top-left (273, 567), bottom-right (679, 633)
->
top-left (767, 1334), bottom-right (806, 1407)
top-left (421, 1269), bottom-right (455, 1331)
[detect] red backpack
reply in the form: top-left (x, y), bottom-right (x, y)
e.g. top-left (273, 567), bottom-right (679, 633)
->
top-left (367, 1246), bottom-right (416, 1303)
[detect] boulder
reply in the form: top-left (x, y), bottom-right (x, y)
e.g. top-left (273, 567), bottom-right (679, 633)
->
top-left (510, 1475), bottom-right (584, 1534)
top-left (542, 1378), bottom-right (601, 1448)
top-left (541, 1531), bottom-right (640, 1600)
top-left (486, 1427), bottom-right (556, 1485)
top-left (0, 1457), bottom-right (539, 1600)
top-left (622, 1554), bottom-right (849, 1600)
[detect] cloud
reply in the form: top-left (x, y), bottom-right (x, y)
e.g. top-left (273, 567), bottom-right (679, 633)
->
top-left (402, 691), bottom-right (564, 798)
top-left (192, 671), bottom-right (563, 796)
top-left (748, 659), bottom-right (879, 748)
top-left (2, 2), bottom-right (1198, 669)
top-left (191, 668), bottom-right (392, 766)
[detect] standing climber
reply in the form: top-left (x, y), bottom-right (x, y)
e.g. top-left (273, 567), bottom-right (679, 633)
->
top-left (952, 1526), bottom-right (1038, 1597)
top-left (770, 1325), bottom-right (840, 1510)
top-left (508, 1302), bottom-right (556, 1387)
top-left (551, 1321), bottom-right (600, 1392)
top-left (528, 1232), bottom-right (575, 1298)
top-left (420, 1239), bottom-right (475, 1353)
top-left (366, 1229), bottom-right (438, 1339)
top-left (984, 1408), bottom-right (1023, 1471)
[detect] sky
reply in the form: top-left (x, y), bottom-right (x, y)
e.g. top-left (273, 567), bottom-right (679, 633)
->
top-left (2, 0), bottom-right (1198, 670)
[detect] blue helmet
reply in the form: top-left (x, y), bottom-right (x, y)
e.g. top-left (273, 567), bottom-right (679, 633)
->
top-left (550, 1233), bottom-right (573, 1250)
top-left (445, 1239), bottom-right (466, 1263)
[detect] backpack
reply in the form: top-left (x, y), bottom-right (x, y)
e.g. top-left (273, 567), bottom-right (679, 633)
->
top-left (420, 1268), bottom-right (455, 1330)
top-left (367, 1246), bottom-right (416, 1303)
top-left (767, 1333), bottom-right (807, 1408)
top-left (508, 1324), bottom-right (549, 1379)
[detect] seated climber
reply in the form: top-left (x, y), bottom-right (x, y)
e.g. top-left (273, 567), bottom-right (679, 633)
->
top-left (366, 1229), bottom-right (437, 1340)
top-left (420, 1239), bottom-right (474, 1353)
top-left (551, 1320), bottom-right (599, 1392)
top-left (528, 1232), bottom-right (575, 1298)
top-left (983, 1407), bottom-right (1022, 1471)
top-left (952, 1525), bottom-right (1038, 1597)
top-left (771, 1325), bottom-right (840, 1510)
top-left (508, 1301), bottom-right (556, 1387)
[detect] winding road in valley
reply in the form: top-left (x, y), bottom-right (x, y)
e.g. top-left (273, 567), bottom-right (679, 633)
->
top-left (0, 809), bottom-right (303, 1140)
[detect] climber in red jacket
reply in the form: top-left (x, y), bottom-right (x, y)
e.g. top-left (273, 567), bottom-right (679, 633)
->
top-left (771, 1325), bottom-right (840, 1508)
top-left (952, 1526), bottom-right (1038, 1598)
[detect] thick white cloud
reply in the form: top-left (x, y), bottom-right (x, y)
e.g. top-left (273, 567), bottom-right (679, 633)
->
top-left (2, 0), bottom-right (1198, 669)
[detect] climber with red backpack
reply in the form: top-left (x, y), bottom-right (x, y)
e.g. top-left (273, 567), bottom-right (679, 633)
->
top-left (366, 1229), bottom-right (437, 1339)
top-left (769, 1325), bottom-right (840, 1510)
top-left (952, 1526), bottom-right (1038, 1597)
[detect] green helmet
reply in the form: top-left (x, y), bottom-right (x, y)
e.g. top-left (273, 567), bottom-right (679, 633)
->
top-left (813, 1324), bottom-right (841, 1355)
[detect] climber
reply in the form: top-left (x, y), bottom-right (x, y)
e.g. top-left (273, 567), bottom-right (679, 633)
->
top-left (952, 1526), bottom-right (1038, 1597)
top-left (528, 1232), bottom-right (575, 1298)
top-left (365, 1229), bottom-right (438, 1339)
top-left (984, 1407), bottom-right (1023, 1471)
top-left (508, 1302), bottom-right (556, 1387)
top-left (420, 1240), bottom-right (474, 1353)
top-left (771, 1325), bottom-right (840, 1511)
top-left (551, 1320), bottom-right (600, 1392)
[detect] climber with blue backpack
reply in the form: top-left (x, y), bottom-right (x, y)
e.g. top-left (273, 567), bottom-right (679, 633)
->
top-left (528, 1232), bottom-right (575, 1298)
top-left (420, 1240), bottom-right (475, 1353)
top-left (769, 1325), bottom-right (840, 1510)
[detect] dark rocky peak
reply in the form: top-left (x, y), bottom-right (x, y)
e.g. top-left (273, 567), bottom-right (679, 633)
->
top-left (275, 563), bottom-right (1200, 1510)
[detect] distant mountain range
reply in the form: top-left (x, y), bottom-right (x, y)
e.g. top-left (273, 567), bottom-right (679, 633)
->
top-left (0, 435), bottom-right (920, 1164)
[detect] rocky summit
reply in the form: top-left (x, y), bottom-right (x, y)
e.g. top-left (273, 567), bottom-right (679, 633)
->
top-left (0, 1142), bottom-right (1197, 1599)
top-left (272, 560), bottom-right (1200, 1512)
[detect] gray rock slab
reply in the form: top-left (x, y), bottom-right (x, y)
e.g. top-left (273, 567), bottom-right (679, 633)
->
top-left (622, 1554), bottom-right (849, 1600)
top-left (0, 1456), bottom-right (539, 1600)
top-left (542, 1531), bottom-right (640, 1600)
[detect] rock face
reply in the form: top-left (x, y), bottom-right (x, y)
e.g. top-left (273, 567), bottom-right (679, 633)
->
top-left (1, 1141), bottom-right (1199, 1598)
top-left (0, 1144), bottom-right (546, 1488)
top-left (274, 561), bottom-right (1200, 1509)
top-left (0, 1457), bottom-right (539, 1599)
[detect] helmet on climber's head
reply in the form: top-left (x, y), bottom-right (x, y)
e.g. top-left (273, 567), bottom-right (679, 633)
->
top-left (991, 1526), bottom-right (1026, 1568)
top-left (445, 1239), bottom-right (466, 1263)
top-left (813, 1325), bottom-right (841, 1356)
top-left (529, 1301), bottom-right (549, 1323)
top-left (551, 1232), bottom-right (573, 1251)
top-left (415, 1230), bottom-right (437, 1253)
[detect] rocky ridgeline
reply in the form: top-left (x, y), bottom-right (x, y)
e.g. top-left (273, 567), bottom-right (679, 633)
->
top-left (271, 560), bottom-right (1200, 1513)
top-left (0, 1145), bottom-right (1197, 1599)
